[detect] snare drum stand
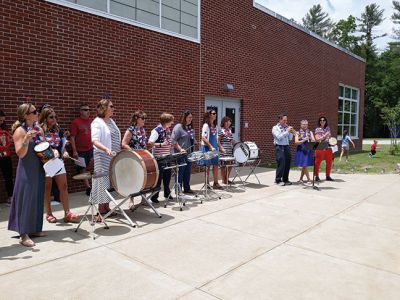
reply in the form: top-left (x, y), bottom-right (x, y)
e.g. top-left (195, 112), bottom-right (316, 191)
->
top-left (75, 194), bottom-right (109, 240)
top-left (165, 162), bottom-right (187, 211)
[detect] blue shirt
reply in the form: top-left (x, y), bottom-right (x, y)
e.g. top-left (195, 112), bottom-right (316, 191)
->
top-left (342, 135), bottom-right (351, 146)
top-left (272, 123), bottom-right (293, 146)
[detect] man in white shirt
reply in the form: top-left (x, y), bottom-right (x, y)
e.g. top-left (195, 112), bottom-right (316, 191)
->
top-left (272, 113), bottom-right (294, 186)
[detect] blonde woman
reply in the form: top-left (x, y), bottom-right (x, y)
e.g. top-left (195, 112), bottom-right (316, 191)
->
top-left (39, 107), bottom-right (78, 223)
top-left (8, 103), bottom-right (45, 247)
top-left (294, 120), bottom-right (315, 183)
top-left (90, 99), bottom-right (121, 218)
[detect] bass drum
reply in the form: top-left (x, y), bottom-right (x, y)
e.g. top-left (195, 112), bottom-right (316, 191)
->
top-left (109, 149), bottom-right (159, 197)
top-left (233, 142), bottom-right (260, 163)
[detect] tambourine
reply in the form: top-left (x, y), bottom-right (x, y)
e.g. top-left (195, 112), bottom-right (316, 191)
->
top-left (328, 137), bottom-right (337, 146)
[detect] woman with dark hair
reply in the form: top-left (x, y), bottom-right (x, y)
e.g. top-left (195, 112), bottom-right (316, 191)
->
top-left (198, 109), bottom-right (221, 189)
top-left (0, 110), bottom-right (14, 205)
top-left (122, 110), bottom-right (148, 209)
top-left (148, 113), bottom-right (174, 203)
top-left (91, 99), bottom-right (121, 218)
top-left (218, 116), bottom-right (235, 184)
top-left (172, 110), bottom-right (196, 194)
top-left (39, 107), bottom-right (78, 223)
top-left (8, 103), bottom-right (45, 247)
top-left (314, 116), bottom-right (334, 182)
top-left (122, 110), bottom-right (148, 151)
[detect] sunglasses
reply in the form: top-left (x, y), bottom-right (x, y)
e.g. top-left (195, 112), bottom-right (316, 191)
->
top-left (81, 108), bottom-right (90, 111)
top-left (48, 115), bottom-right (57, 119)
top-left (320, 119), bottom-right (326, 122)
top-left (109, 105), bottom-right (114, 108)
top-left (28, 110), bottom-right (38, 115)
top-left (210, 112), bottom-right (216, 115)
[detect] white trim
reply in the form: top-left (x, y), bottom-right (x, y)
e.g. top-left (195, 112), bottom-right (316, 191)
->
top-left (338, 84), bottom-right (360, 140)
top-left (45, 0), bottom-right (200, 43)
top-left (253, 1), bottom-right (365, 63)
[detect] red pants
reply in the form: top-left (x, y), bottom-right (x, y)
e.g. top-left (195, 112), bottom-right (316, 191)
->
top-left (315, 149), bottom-right (333, 177)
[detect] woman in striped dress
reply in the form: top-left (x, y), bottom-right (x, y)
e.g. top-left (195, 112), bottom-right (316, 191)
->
top-left (218, 116), bottom-right (236, 184)
top-left (90, 99), bottom-right (121, 217)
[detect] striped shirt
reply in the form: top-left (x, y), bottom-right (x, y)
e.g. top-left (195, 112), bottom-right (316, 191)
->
top-left (149, 124), bottom-right (173, 157)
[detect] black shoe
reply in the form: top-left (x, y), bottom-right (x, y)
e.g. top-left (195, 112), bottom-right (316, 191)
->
top-left (165, 195), bottom-right (174, 200)
top-left (184, 189), bottom-right (195, 194)
top-left (315, 176), bottom-right (321, 182)
top-left (326, 176), bottom-right (334, 181)
top-left (85, 187), bottom-right (91, 196)
top-left (284, 181), bottom-right (292, 186)
top-left (151, 198), bottom-right (159, 204)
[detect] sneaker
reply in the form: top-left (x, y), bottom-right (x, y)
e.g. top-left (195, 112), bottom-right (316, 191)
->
top-left (326, 176), bottom-right (334, 181)
top-left (184, 189), bottom-right (195, 194)
top-left (85, 187), bottom-right (91, 196)
top-left (315, 176), bottom-right (321, 182)
top-left (276, 181), bottom-right (285, 186)
top-left (284, 181), bottom-right (293, 186)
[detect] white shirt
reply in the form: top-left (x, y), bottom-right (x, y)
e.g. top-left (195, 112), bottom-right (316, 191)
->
top-left (91, 117), bottom-right (120, 152)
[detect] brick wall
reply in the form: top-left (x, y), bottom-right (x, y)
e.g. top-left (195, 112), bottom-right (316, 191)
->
top-left (0, 0), bottom-right (365, 202)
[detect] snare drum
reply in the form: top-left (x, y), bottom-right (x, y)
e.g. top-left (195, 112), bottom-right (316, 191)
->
top-left (109, 149), bottom-right (159, 197)
top-left (219, 156), bottom-right (235, 166)
top-left (233, 141), bottom-right (260, 163)
top-left (34, 142), bottom-right (55, 164)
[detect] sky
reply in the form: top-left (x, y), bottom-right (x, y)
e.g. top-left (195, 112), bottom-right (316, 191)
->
top-left (255, 0), bottom-right (397, 51)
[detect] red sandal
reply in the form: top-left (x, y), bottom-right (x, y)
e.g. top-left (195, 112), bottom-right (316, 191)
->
top-left (46, 214), bottom-right (57, 223)
top-left (63, 211), bottom-right (79, 223)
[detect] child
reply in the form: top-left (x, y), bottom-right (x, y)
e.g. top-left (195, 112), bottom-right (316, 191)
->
top-left (369, 140), bottom-right (378, 157)
top-left (339, 130), bottom-right (355, 162)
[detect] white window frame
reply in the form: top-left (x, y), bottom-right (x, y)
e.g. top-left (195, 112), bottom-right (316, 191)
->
top-left (338, 84), bottom-right (360, 140)
top-left (45, 0), bottom-right (201, 43)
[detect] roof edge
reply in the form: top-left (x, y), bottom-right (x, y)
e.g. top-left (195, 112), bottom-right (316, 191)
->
top-left (253, 2), bottom-right (366, 63)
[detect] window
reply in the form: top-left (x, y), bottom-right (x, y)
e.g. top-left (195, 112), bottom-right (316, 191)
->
top-left (338, 85), bottom-right (359, 139)
top-left (54, 0), bottom-right (199, 40)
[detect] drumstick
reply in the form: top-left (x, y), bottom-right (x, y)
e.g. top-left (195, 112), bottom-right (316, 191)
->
top-left (67, 156), bottom-right (81, 163)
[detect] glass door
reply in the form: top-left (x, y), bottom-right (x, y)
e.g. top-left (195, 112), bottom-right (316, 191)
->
top-left (205, 97), bottom-right (241, 141)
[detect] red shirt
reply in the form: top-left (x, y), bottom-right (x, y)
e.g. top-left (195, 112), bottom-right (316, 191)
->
top-left (70, 117), bottom-right (93, 152)
top-left (0, 129), bottom-right (12, 157)
top-left (371, 144), bottom-right (377, 151)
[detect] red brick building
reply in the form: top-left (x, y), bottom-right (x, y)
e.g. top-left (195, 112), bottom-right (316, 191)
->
top-left (0, 0), bottom-right (365, 201)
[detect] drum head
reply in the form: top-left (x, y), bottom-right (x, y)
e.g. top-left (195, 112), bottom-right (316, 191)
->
top-left (233, 142), bottom-right (249, 163)
top-left (34, 141), bottom-right (50, 151)
top-left (110, 150), bottom-right (145, 197)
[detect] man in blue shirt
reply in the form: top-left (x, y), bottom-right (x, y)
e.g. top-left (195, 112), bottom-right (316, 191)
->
top-left (272, 113), bottom-right (294, 186)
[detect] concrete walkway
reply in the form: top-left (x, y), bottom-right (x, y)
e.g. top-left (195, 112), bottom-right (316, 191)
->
top-left (0, 168), bottom-right (399, 299)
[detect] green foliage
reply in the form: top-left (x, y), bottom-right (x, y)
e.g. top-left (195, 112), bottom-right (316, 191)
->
top-left (393, 1), bottom-right (400, 37)
top-left (329, 15), bottom-right (361, 52)
top-left (302, 4), bottom-right (335, 38)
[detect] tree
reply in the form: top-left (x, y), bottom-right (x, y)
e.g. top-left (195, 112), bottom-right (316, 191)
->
top-left (358, 3), bottom-right (386, 60)
top-left (302, 4), bottom-right (335, 38)
top-left (370, 42), bottom-right (400, 150)
top-left (329, 15), bottom-right (360, 53)
top-left (393, 1), bottom-right (400, 38)
top-left (358, 4), bottom-right (387, 137)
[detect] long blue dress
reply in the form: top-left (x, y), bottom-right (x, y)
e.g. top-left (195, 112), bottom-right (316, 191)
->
top-left (294, 131), bottom-right (314, 167)
top-left (8, 130), bottom-right (45, 235)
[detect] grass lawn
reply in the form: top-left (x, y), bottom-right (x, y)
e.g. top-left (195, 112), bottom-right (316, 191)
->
top-left (267, 144), bottom-right (400, 174)
top-left (331, 144), bottom-right (400, 174)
